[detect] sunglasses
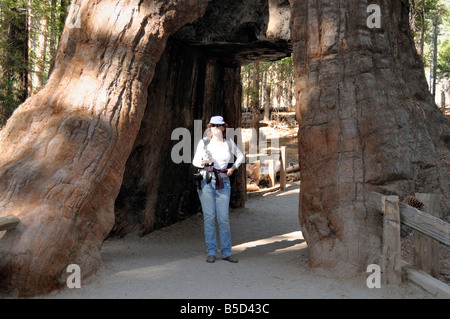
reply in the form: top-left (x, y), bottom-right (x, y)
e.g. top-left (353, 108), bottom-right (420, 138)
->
top-left (211, 124), bottom-right (224, 127)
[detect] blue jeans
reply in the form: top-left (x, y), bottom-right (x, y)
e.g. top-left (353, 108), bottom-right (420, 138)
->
top-left (197, 176), bottom-right (232, 258)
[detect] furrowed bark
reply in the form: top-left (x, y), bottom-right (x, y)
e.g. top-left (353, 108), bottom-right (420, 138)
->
top-left (291, 0), bottom-right (449, 274)
top-left (0, 0), bottom-right (209, 297)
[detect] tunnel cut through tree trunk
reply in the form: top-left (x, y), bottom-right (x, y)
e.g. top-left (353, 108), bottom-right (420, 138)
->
top-left (112, 38), bottom-right (245, 237)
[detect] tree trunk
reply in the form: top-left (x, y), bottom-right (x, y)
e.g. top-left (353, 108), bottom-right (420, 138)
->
top-left (21, 4), bottom-right (29, 103)
top-left (291, 0), bottom-right (449, 275)
top-left (263, 71), bottom-right (271, 121)
top-left (420, 0), bottom-right (425, 59)
top-left (223, 66), bottom-right (246, 209)
top-left (0, 0), bottom-right (209, 297)
top-left (246, 66), bottom-right (251, 111)
top-left (49, 0), bottom-right (58, 57)
top-left (36, 4), bottom-right (48, 91)
top-left (432, 11), bottom-right (438, 98)
top-left (264, 82), bottom-right (271, 121)
top-left (441, 90), bottom-right (446, 111)
top-left (251, 62), bottom-right (260, 144)
top-left (288, 65), bottom-right (294, 111)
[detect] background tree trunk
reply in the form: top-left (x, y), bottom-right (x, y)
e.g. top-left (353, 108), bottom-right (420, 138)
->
top-left (35, 3), bottom-right (48, 91)
top-left (251, 62), bottom-right (260, 144)
top-left (291, 0), bottom-right (449, 275)
top-left (420, 0), bottom-right (425, 58)
top-left (263, 71), bottom-right (271, 121)
top-left (0, 0), bottom-right (210, 297)
top-left (432, 11), bottom-right (439, 97)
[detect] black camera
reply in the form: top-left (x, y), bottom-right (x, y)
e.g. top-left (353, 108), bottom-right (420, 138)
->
top-left (193, 173), bottom-right (203, 190)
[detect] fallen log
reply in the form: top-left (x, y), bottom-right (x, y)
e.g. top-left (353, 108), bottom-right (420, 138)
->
top-left (246, 184), bottom-right (260, 192)
top-left (257, 164), bottom-right (300, 184)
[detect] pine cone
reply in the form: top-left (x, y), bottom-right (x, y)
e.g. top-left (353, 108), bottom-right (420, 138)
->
top-left (402, 196), bottom-right (424, 210)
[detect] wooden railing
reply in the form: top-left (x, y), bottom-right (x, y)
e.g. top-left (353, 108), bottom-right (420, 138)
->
top-left (368, 192), bottom-right (450, 298)
top-left (246, 146), bottom-right (289, 192)
top-left (262, 146), bottom-right (287, 190)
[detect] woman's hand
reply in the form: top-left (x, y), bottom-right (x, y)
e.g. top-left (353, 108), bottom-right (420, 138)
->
top-left (226, 166), bottom-right (236, 176)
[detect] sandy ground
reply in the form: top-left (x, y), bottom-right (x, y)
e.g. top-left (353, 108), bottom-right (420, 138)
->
top-left (38, 182), bottom-right (434, 299)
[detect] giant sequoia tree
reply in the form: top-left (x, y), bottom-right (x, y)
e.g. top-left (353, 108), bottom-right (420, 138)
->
top-left (0, 0), bottom-right (448, 297)
top-left (0, 0), bottom-right (211, 296)
top-left (293, 0), bottom-right (449, 273)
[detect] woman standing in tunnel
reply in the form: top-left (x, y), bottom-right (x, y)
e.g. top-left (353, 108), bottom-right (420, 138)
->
top-left (193, 116), bottom-right (245, 263)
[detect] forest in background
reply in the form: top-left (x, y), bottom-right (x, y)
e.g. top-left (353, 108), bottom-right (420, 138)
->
top-left (409, 0), bottom-right (450, 111)
top-left (242, 0), bottom-right (450, 118)
top-left (0, 0), bottom-right (69, 126)
top-left (0, 0), bottom-right (449, 127)
top-left (241, 57), bottom-right (295, 118)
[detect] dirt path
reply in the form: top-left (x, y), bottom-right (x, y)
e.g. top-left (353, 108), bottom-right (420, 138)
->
top-left (40, 182), bottom-right (432, 299)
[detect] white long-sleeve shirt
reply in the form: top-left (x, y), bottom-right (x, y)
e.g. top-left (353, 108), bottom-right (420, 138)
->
top-left (193, 138), bottom-right (245, 170)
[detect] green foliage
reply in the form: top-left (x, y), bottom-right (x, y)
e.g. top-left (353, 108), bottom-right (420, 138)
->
top-left (0, 0), bottom-right (29, 124)
top-left (409, 0), bottom-right (450, 79)
top-left (0, 0), bottom-right (71, 126)
top-left (437, 38), bottom-right (450, 78)
top-left (241, 56), bottom-right (294, 112)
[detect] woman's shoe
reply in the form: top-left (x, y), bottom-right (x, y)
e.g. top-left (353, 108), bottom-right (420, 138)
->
top-left (222, 255), bottom-right (238, 263)
top-left (206, 255), bottom-right (216, 263)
